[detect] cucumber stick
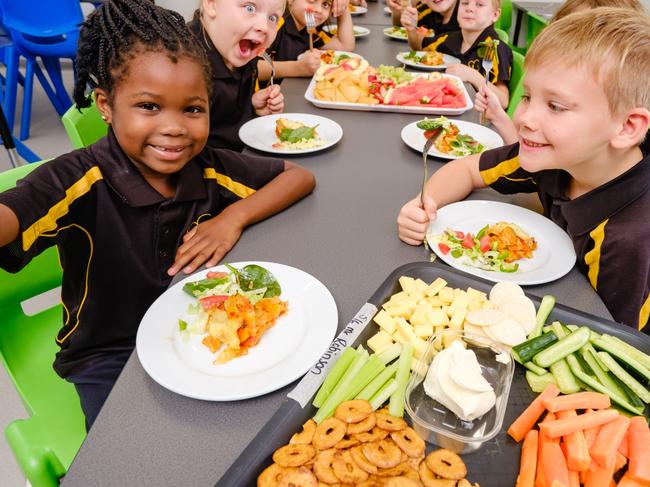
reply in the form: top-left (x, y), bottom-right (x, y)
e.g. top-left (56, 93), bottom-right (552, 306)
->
top-left (550, 359), bottom-right (581, 394)
top-left (512, 350), bottom-right (548, 375)
top-left (602, 335), bottom-right (650, 370)
top-left (579, 347), bottom-right (625, 399)
top-left (529, 295), bottom-right (556, 338)
top-left (533, 327), bottom-right (590, 368)
top-left (525, 371), bottom-right (557, 393)
top-left (592, 336), bottom-right (650, 383)
top-left (597, 351), bottom-right (650, 403)
top-left (512, 331), bottom-right (558, 363)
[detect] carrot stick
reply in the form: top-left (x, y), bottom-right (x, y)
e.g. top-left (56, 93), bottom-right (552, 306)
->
top-left (557, 410), bottom-right (591, 472)
top-left (509, 384), bottom-right (561, 442)
top-left (617, 429), bottom-right (629, 458)
top-left (568, 470), bottom-right (580, 487)
top-left (614, 451), bottom-right (627, 472)
top-left (517, 429), bottom-right (539, 487)
top-left (542, 440), bottom-right (570, 487)
top-left (537, 412), bottom-right (557, 487)
top-left (591, 415), bottom-right (630, 470)
top-left (540, 409), bottom-right (619, 438)
top-left (584, 462), bottom-right (614, 487)
top-left (618, 470), bottom-right (650, 487)
top-left (628, 416), bottom-right (650, 483)
top-left (542, 392), bottom-right (611, 413)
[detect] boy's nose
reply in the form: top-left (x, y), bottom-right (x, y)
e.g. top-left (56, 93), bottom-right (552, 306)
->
top-left (160, 117), bottom-right (188, 136)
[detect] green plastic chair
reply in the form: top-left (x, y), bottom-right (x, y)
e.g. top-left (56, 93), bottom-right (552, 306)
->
top-left (495, 27), bottom-right (510, 44)
top-left (61, 100), bottom-right (108, 149)
top-left (495, 0), bottom-right (513, 34)
top-left (525, 12), bottom-right (548, 53)
top-left (507, 50), bottom-right (526, 118)
top-left (0, 162), bottom-right (86, 487)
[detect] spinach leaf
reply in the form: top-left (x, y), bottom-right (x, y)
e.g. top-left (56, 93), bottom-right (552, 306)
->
top-left (182, 276), bottom-right (230, 297)
top-left (237, 264), bottom-right (281, 298)
top-left (279, 125), bottom-right (317, 143)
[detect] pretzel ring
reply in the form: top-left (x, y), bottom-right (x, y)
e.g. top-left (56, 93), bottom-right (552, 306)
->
top-left (376, 412), bottom-right (407, 432)
top-left (357, 479), bottom-right (384, 487)
top-left (277, 466), bottom-right (318, 487)
top-left (332, 449), bottom-right (370, 483)
top-left (350, 446), bottom-right (378, 475)
top-left (257, 463), bottom-right (290, 487)
top-left (362, 439), bottom-right (403, 469)
top-left (390, 427), bottom-right (425, 458)
top-left (272, 444), bottom-right (316, 468)
top-left (313, 417), bottom-right (347, 450)
top-left (335, 399), bottom-right (373, 424)
top-left (425, 449), bottom-right (467, 480)
top-left (374, 462), bottom-right (411, 477)
top-left (334, 436), bottom-right (360, 450)
top-left (312, 449), bottom-right (339, 484)
top-left (353, 426), bottom-right (389, 443)
top-left (419, 461), bottom-right (457, 487)
top-left (290, 419), bottom-right (317, 445)
top-left (347, 412), bottom-right (376, 435)
top-left (383, 476), bottom-right (421, 487)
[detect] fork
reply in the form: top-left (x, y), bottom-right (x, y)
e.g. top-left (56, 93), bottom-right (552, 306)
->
top-left (479, 45), bottom-right (494, 125)
top-left (304, 10), bottom-right (317, 51)
top-left (260, 51), bottom-right (275, 87)
top-left (420, 128), bottom-right (442, 209)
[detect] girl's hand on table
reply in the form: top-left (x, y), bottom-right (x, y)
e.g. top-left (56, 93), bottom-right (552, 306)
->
top-left (298, 49), bottom-right (323, 76)
top-left (397, 195), bottom-right (437, 245)
top-left (168, 212), bottom-right (244, 276)
top-left (401, 6), bottom-right (418, 31)
top-left (253, 84), bottom-right (284, 116)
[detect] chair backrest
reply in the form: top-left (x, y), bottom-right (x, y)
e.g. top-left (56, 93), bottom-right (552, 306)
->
top-left (0, 162), bottom-right (86, 487)
top-left (62, 101), bottom-right (108, 149)
top-left (494, 27), bottom-right (509, 44)
top-left (0, 0), bottom-right (83, 38)
top-left (507, 50), bottom-right (525, 118)
top-left (525, 12), bottom-right (548, 52)
top-left (495, 0), bottom-right (512, 34)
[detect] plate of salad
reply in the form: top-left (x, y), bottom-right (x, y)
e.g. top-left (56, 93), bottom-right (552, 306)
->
top-left (426, 201), bottom-right (576, 285)
top-left (396, 51), bottom-right (461, 71)
top-left (401, 117), bottom-right (503, 159)
top-left (136, 262), bottom-right (338, 401)
top-left (238, 113), bottom-right (343, 154)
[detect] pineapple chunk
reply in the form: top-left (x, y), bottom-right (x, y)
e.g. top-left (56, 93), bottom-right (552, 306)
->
top-left (387, 291), bottom-right (411, 303)
top-left (467, 287), bottom-right (487, 301)
top-left (398, 276), bottom-right (416, 295)
top-left (424, 296), bottom-right (444, 307)
top-left (383, 303), bottom-right (415, 320)
top-left (373, 309), bottom-right (396, 334)
top-left (413, 324), bottom-right (434, 338)
top-left (395, 318), bottom-right (418, 343)
top-left (412, 278), bottom-right (429, 295)
top-left (411, 336), bottom-right (429, 359)
top-left (427, 308), bottom-right (449, 327)
top-left (449, 308), bottom-right (467, 330)
top-left (367, 330), bottom-right (394, 354)
top-left (410, 300), bottom-right (433, 328)
top-left (438, 287), bottom-right (454, 304)
top-left (425, 277), bottom-right (448, 297)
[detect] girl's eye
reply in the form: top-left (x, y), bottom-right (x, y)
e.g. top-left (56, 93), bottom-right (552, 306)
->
top-left (322, 2), bottom-right (331, 9)
top-left (548, 102), bottom-right (566, 112)
top-left (269, 13), bottom-right (279, 22)
top-left (185, 106), bottom-right (205, 114)
top-left (138, 103), bottom-right (159, 111)
top-left (245, 3), bottom-right (256, 13)
top-left (520, 94), bottom-right (530, 104)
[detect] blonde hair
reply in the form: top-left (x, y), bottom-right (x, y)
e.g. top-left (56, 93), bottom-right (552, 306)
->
top-left (525, 7), bottom-right (650, 115)
top-left (553, 0), bottom-right (645, 21)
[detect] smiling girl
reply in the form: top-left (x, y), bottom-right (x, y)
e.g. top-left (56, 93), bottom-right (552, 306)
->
top-left (0, 0), bottom-right (314, 430)
top-left (189, 0), bottom-right (287, 151)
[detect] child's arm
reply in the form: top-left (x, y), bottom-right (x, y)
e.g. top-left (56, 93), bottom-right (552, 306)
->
top-left (446, 65), bottom-right (510, 108)
top-left (322, 11), bottom-right (355, 51)
top-left (474, 84), bottom-right (518, 144)
top-left (386, 0), bottom-right (404, 26)
top-left (257, 51), bottom-right (323, 80)
top-left (0, 204), bottom-right (19, 247)
top-left (168, 162), bottom-right (315, 275)
top-left (402, 6), bottom-right (424, 51)
top-left (252, 84), bottom-right (284, 116)
top-left (397, 154), bottom-right (486, 245)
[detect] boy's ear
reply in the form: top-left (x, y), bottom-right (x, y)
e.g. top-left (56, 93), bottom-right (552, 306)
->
top-left (492, 8), bottom-right (501, 23)
top-left (94, 88), bottom-right (112, 124)
top-left (611, 108), bottom-right (650, 150)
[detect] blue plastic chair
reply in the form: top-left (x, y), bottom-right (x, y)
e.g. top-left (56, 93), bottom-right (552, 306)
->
top-left (0, 0), bottom-right (82, 140)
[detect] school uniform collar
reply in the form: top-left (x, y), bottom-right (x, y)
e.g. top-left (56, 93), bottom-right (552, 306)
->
top-left (463, 25), bottom-right (498, 54)
top-left (92, 128), bottom-right (207, 207)
top-left (539, 152), bottom-right (650, 236)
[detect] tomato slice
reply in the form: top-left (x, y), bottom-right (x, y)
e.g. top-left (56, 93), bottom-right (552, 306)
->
top-left (423, 129), bottom-right (439, 139)
top-left (438, 243), bottom-right (451, 255)
top-left (461, 233), bottom-right (475, 249)
top-left (479, 236), bottom-right (491, 253)
top-left (455, 231), bottom-right (465, 239)
top-left (206, 271), bottom-right (228, 279)
top-left (199, 295), bottom-right (228, 310)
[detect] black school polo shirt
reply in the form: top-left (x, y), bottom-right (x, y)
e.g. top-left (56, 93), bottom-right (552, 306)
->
top-left (267, 11), bottom-right (330, 64)
top-left (0, 129), bottom-right (284, 377)
top-left (423, 25), bottom-right (512, 84)
top-left (416, 1), bottom-right (460, 35)
top-left (479, 142), bottom-right (650, 332)
top-left (188, 13), bottom-right (258, 152)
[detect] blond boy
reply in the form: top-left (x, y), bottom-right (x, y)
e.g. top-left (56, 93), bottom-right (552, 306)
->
top-left (397, 8), bottom-right (650, 331)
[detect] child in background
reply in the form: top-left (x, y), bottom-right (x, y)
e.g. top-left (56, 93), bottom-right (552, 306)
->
top-left (397, 8), bottom-right (650, 331)
top-left (397, 0), bottom-right (460, 51)
top-left (188, 0), bottom-right (286, 151)
top-left (0, 0), bottom-right (315, 429)
top-left (258, 0), bottom-right (355, 81)
top-left (474, 0), bottom-right (647, 143)
top-left (421, 0), bottom-right (512, 109)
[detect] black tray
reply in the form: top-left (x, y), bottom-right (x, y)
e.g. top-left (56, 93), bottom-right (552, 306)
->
top-left (216, 261), bottom-right (650, 487)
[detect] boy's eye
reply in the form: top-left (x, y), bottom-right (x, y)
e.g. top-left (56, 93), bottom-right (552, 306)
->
top-left (137, 102), bottom-right (159, 111)
top-left (548, 102), bottom-right (566, 113)
top-left (520, 94), bottom-right (530, 104)
top-left (245, 3), bottom-right (256, 13)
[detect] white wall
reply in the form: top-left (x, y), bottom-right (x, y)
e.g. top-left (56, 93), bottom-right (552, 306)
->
top-left (157, 0), bottom-right (200, 20)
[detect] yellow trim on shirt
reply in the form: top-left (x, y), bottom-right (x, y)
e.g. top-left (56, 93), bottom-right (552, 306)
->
top-left (22, 166), bottom-right (103, 251)
top-left (639, 294), bottom-right (650, 331)
top-left (584, 219), bottom-right (608, 291)
top-left (277, 16), bottom-right (285, 31)
top-left (479, 156), bottom-right (520, 186)
top-left (418, 7), bottom-right (432, 20)
top-left (203, 168), bottom-right (256, 199)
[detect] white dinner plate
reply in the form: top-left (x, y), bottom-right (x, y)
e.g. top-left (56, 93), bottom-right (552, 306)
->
top-left (401, 119), bottom-right (504, 160)
top-left (349, 5), bottom-right (368, 15)
top-left (426, 201), bottom-right (576, 285)
top-left (316, 50), bottom-right (365, 63)
top-left (136, 262), bottom-right (338, 401)
top-left (383, 26), bottom-right (409, 40)
top-left (322, 24), bottom-right (371, 37)
top-left (238, 113), bottom-right (343, 154)
top-left (396, 51), bottom-right (461, 71)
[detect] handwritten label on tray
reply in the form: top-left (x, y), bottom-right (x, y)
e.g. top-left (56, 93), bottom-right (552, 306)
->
top-left (287, 302), bottom-right (378, 407)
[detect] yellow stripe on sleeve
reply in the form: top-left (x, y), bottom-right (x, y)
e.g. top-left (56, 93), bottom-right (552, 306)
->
top-left (418, 8), bottom-right (432, 20)
top-left (22, 166), bottom-right (103, 251)
top-left (203, 168), bottom-right (256, 199)
top-left (276, 16), bottom-right (285, 31)
top-left (479, 156), bottom-right (520, 186)
top-left (584, 219), bottom-right (608, 291)
top-left (639, 294), bottom-right (650, 331)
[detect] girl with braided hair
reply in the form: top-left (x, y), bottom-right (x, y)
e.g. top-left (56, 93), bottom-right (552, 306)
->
top-left (0, 0), bottom-right (315, 429)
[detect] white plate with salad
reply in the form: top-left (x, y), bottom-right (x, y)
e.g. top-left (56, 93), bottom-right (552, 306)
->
top-left (383, 26), bottom-right (409, 40)
top-left (322, 24), bottom-right (371, 37)
top-left (349, 5), bottom-right (368, 14)
top-left (136, 262), bottom-right (338, 401)
top-left (426, 201), bottom-right (576, 285)
top-left (239, 113), bottom-right (343, 154)
top-left (396, 51), bottom-right (461, 71)
top-left (401, 118), bottom-right (503, 159)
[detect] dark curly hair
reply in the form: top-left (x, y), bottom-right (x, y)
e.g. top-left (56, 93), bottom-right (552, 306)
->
top-left (73, 0), bottom-right (211, 108)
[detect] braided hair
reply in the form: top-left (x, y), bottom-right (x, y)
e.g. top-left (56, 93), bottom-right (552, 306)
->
top-left (73, 0), bottom-right (211, 108)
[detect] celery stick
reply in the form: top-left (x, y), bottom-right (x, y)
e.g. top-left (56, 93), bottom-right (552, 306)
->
top-left (529, 295), bottom-right (556, 338)
top-left (313, 353), bottom-right (369, 424)
top-left (370, 379), bottom-right (398, 410)
top-left (378, 342), bottom-right (402, 365)
top-left (388, 344), bottom-right (414, 417)
top-left (597, 352), bottom-right (650, 403)
top-left (603, 335), bottom-right (650, 370)
top-left (345, 356), bottom-right (386, 401)
top-left (312, 347), bottom-right (357, 408)
top-left (593, 337), bottom-right (650, 382)
top-left (356, 363), bottom-right (398, 401)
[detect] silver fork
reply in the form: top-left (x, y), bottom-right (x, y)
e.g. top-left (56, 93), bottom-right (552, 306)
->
top-left (304, 10), bottom-right (317, 50)
top-left (479, 46), bottom-right (494, 125)
top-left (260, 51), bottom-right (275, 87)
top-left (420, 129), bottom-right (441, 208)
